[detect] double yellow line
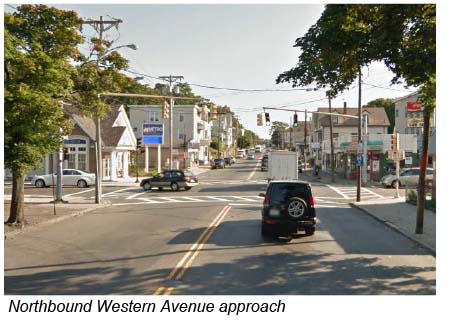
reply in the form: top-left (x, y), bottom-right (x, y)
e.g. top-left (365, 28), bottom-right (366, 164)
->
top-left (153, 205), bottom-right (232, 295)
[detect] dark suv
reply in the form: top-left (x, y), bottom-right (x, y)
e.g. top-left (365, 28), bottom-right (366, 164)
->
top-left (211, 158), bottom-right (225, 169)
top-left (259, 181), bottom-right (316, 237)
top-left (140, 170), bottom-right (198, 191)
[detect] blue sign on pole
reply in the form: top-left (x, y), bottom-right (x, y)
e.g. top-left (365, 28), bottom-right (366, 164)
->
top-left (142, 123), bottom-right (163, 145)
top-left (356, 156), bottom-right (363, 167)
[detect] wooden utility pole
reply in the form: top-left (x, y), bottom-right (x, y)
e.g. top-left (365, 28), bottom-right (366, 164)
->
top-left (82, 16), bottom-right (123, 204)
top-left (158, 75), bottom-right (184, 169)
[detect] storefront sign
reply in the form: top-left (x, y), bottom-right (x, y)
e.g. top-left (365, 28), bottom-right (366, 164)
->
top-left (142, 123), bottom-right (163, 144)
top-left (407, 102), bottom-right (422, 112)
top-left (372, 160), bottom-right (380, 172)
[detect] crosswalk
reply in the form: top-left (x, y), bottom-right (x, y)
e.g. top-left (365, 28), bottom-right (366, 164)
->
top-left (111, 195), bottom-right (265, 206)
top-left (325, 184), bottom-right (384, 200)
top-left (198, 180), bottom-right (267, 186)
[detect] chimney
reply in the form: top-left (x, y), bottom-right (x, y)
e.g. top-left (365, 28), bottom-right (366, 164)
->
top-left (343, 101), bottom-right (347, 115)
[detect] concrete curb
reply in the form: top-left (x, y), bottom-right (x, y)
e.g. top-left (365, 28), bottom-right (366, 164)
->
top-left (4, 201), bottom-right (111, 239)
top-left (349, 203), bottom-right (436, 257)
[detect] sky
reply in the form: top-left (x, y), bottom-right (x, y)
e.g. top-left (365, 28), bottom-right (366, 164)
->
top-left (5, 3), bottom-right (419, 139)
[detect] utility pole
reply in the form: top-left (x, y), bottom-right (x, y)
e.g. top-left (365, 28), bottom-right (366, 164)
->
top-left (82, 16), bottom-right (123, 204)
top-left (357, 66), bottom-right (362, 202)
top-left (362, 113), bottom-right (369, 185)
top-left (328, 93), bottom-right (335, 182)
top-left (304, 109), bottom-right (307, 170)
top-left (159, 75), bottom-right (184, 169)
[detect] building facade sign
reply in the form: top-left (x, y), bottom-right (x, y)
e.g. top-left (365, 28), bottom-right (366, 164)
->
top-left (407, 102), bottom-right (422, 112)
top-left (142, 123), bottom-right (163, 145)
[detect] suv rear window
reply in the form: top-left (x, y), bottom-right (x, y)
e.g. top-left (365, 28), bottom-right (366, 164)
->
top-left (269, 183), bottom-right (310, 204)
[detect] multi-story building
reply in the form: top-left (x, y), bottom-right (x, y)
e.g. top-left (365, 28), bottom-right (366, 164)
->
top-left (393, 91), bottom-right (436, 166)
top-left (211, 113), bottom-right (234, 150)
top-left (128, 104), bottom-right (212, 170)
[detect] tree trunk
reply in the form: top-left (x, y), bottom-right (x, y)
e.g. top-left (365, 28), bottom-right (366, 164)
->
top-left (416, 110), bottom-right (431, 234)
top-left (6, 171), bottom-right (25, 225)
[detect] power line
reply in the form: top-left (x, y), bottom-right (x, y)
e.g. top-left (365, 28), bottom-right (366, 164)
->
top-left (362, 82), bottom-right (416, 92)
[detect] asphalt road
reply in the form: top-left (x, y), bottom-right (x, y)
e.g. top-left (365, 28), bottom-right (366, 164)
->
top-left (4, 157), bottom-right (435, 295)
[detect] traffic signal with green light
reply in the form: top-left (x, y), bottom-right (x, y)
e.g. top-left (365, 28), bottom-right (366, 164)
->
top-left (293, 113), bottom-right (298, 127)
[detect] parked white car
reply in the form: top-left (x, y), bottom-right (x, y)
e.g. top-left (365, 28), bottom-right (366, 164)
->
top-left (32, 169), bottom-right (96, 188)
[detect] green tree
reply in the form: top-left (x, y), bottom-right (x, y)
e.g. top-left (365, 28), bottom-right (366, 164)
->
top-left (365, 98), bottom-right (395, 133)
top-left (236, 136), bottom-right (251, 149)
top-left (4, 5), bottom-right (84, 225)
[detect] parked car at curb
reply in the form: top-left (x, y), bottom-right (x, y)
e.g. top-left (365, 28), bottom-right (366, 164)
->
top-left (211, 158), bottom-right (226, 169)
top-left (32, 169), bottom-right (95, 188)
top-left (140, 170), bottom-right (198, 191)
top-left (381, 167), bottom-right (433, 188)
top-left (259, 180), bottom-right (316, 238)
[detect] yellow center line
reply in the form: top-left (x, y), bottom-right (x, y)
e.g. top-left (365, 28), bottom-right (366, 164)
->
top-left (163, 287), bottom-right (174, 295)
top-left (247, 159), bottom-right (262, 181)
top-left (153, 286), bottom-right (165, 295)
top-left (174, 206), bottom-right (232, 280)
top-left (166, 205), bottom-right (229, 280)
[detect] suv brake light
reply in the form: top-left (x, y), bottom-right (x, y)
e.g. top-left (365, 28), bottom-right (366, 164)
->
top-left (309, 195), bottom-right (315, 207)
top-left (264, 194), bottom-right (270, 205)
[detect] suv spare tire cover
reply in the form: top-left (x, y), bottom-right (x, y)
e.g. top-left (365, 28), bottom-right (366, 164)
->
top-left (286, 197), bottom-right (307, 219)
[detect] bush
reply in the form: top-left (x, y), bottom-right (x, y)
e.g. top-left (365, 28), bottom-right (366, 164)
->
top-left (406, 189), bottom-right (418, 205)
top-left (128, 165), bottom-right (158, 177)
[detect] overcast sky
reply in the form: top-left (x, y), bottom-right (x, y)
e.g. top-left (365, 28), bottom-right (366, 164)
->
top-left (5, 3), bottom-right (419, 139)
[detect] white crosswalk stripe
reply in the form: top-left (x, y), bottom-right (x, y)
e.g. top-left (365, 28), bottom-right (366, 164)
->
top-left (112, 195), bottom-right (263, 206)
top-left (325, 184), bottom-right (385, 201)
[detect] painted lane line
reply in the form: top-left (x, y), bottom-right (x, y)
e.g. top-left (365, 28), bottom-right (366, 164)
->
top-left (126, 191), bottom-right (147, 200)
top-left (102, 187), bottom-right (134, 197)
top-left (206, 196), bottom-right (232, 202)
top-left (181, 197), bottom-right (204, 202)
top-left (62, 188), bottom-right (94, 198)
top-left (229, 203), bottom-right (263, 206)
top-left (231, 196), bottom-right (256, 202)
top-left (174, 206), bottom-right (232, 280)
top-left (362, 188), bottom-right (384, 198)
top-left (153, 286), bottom-right (165, 295)
top-left (325, 184), bottom-right (350, 199)
top-left (246, 159), bottom-right (262, 181)
top-left (157, 197), bottom-right (181, 202)
top-left (163, 287), bottom-right (174, 295)
top-left (166, 206), bottom-right (229, 281)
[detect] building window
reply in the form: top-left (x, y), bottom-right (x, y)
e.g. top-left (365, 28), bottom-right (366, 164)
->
top-left (179, 114), bottom-right (184, 122)
top-left (333, 116), bottom-right (338, 124)
top-left (149, 111), bottom-right (159, 122)
top-left (178, 129), bottom-right (185, 140)
top-left (64, 137), bottom-right (88, 171)
top-left (333, 133), bottom-right (339, 138)
top-left (396, 109), bottom-right (399, 117)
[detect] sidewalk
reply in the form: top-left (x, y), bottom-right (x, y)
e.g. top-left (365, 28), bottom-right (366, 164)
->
top-left (4, 196), bottom-right (110, 237)
top-left (351, 198), bottom-right (436, 255)
top-left (302, 169), bottom-right (436, 255)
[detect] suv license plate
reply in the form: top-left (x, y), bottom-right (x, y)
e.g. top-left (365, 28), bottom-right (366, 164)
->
top-left (269, 209), bottom-right (280, 216)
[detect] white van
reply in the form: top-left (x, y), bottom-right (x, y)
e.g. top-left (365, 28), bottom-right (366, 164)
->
top-left (236, 149), bottom-right (246, 158)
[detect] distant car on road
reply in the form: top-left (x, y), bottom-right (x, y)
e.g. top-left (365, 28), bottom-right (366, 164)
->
top-left (32, 169), bottom-right (95, 188)
top-left (381, 167), bottom-right (433, 188)
top-left (259, 180), bottom-right (316, 238)
top-left (247, 153), bottom-right (255, 160)
top-left (140, 170), bottom-right (198, 191)
top-left (224, 157), bottom-right (235, 166)
top-left (211, 158), bottom-right (226, 169)
top-left (236, 150), bottom-right (246, 158)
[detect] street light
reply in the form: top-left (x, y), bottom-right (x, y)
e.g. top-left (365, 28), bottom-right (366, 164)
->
top-left (94, 43), bottom-right (137, 204)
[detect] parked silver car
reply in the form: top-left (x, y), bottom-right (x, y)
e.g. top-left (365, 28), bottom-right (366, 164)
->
top-left (381, 167), bottom-right (433, 188)
top-left (32, 169), bottom-right (95, 188)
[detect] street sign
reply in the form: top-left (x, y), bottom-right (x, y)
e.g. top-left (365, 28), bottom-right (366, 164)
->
top-left (407, 118), bottom-right (424, 128)
top-left (356, 156), bottom-right (363, 167)
top-left (387, 150), bottom-right (405, 161)
top-left (357, 143), bottom-right (363, 154)
top-left (405, 152), bottom-right (413, 165)
top-left (143, 123), bottom-right (163, 145)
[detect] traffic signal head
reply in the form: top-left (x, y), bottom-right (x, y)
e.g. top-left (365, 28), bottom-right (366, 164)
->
top-left (63, 147), bottom-right (69, 161)
top-left (265, 112), bottom-right (270, 123)
top-left (293, 113), bottom-right (298, 127)
top-left (162, 99), bottom-right (169, 119)
top-left (137, 137), bottom-right (142, 148)
top-left (391, 134), bottom-right (398, 151)
top-left (257, 113), bottom-right (263, 126)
